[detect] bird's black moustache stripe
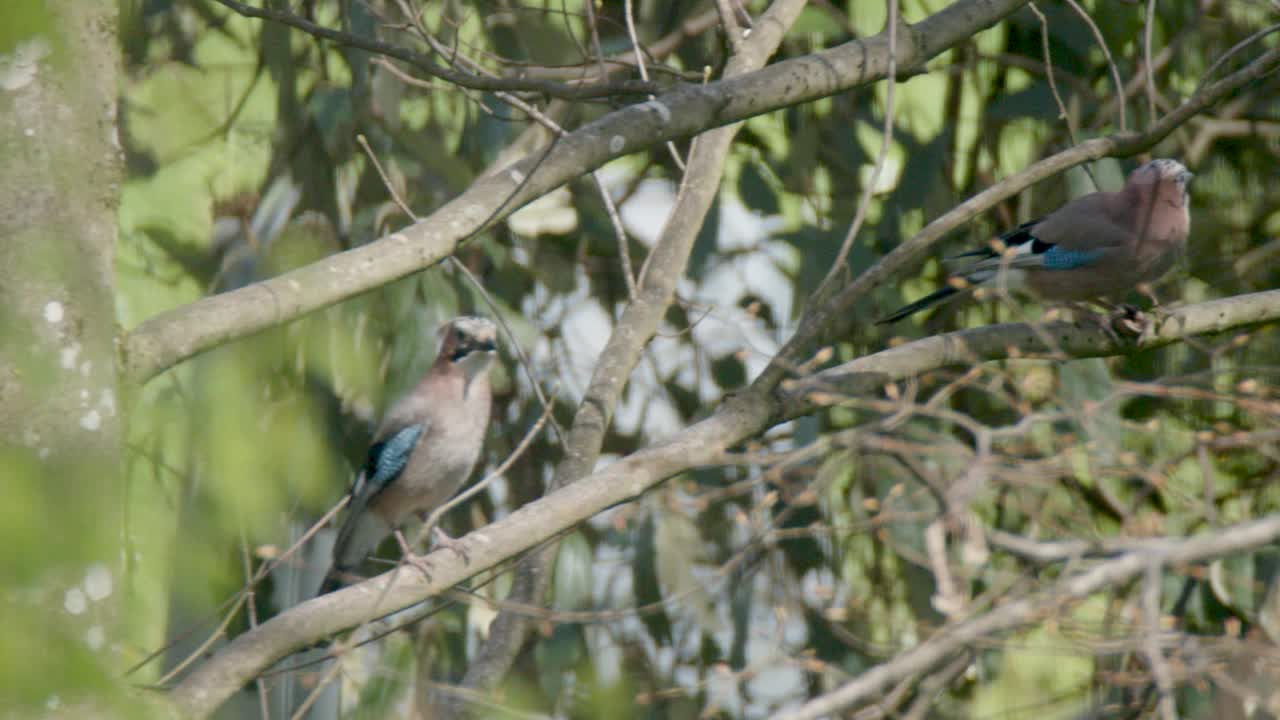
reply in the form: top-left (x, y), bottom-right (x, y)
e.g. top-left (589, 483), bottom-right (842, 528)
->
top-left (450, 340), bottom-right (496, 361)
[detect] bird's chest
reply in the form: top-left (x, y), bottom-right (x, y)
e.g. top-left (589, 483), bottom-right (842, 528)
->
top-left (1131, 201), bottom-right (1189, 270)
top-left (417, 415), bottom-right (485, 476)
top-left (370, 423), bottom-right (484, 523)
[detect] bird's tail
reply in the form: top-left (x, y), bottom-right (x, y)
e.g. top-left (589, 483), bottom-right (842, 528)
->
top-left (316, 567), bottom-right (350, 596)
top-left (877, 286), bottom-right (961, 324)
top-left (315, 499), bottom-right (389, 596)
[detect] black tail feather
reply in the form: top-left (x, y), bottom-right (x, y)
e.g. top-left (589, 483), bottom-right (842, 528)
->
top-left (945, 219), bottom-right (1044, 263)
top-left (317, 566), bottom-right (360, 596)
top-left (998, 218), bottom-right (1042, 245)
top-left (877, 286), bottom-right (961, 325)
top-left (317, 572), bottom-right (343, 597)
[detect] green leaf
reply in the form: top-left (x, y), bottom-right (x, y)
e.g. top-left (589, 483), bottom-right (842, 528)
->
top-left (554, 531), bottom-right (594, 610)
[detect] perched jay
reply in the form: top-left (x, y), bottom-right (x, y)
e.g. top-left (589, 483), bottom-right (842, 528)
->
top-left (319, 316), bottom-right (497, 594)
top-left (879, 159), bottom-right (1193, 324)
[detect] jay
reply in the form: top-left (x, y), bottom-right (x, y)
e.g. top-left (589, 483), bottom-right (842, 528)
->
top-left (879, 158), bottom-right (1193, 325)
top-left (319, 316), bottom-right (497, 594)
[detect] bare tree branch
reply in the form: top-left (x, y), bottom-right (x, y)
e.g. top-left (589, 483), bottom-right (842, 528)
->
top-left (448, 1), bottom-right (810, 711)
top-left (775, 514), bottom-right (1280, 720)
top-left (755, 40), bottom-right (1280, 393)
top-left (149, 5), bottom-right (1280, 717)
top-left (779, 289), bottom-right (1280, 420)
top-left (209, 0), bottom-right (660, 99)
top-left (167, 287), bottom-right (1280, 718)
top-left (515, 7), bottom-right (722, 82)
top-left (122, 0), bottom-right (1032, 384)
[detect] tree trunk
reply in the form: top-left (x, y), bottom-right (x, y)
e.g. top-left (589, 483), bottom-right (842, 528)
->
top-left (0, 0), bottom-right (124, 710)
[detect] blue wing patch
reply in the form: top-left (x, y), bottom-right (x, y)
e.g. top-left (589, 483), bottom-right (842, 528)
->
top-left (1041, 246), bottom-right (1105, 270)
top-left (363, 424), bottom-right (425, 493)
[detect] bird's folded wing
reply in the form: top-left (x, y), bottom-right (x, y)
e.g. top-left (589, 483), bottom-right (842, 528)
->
top-left (963, 209), bottom-right (1131, 274)
top-left (967, 244), bottom-right (1115, 273)
top-left (330, 421), bottom-right (429, 569)
top-left (1026, 200), bottom-right (1131, 252)
top-left (360, 421), bottom-right (428, 499)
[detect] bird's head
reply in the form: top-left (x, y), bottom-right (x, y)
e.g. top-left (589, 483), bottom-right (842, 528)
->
top-left (438, 316), bottom-right (498, 381)
top-left (1129, 158), bottom-right (1193, 205)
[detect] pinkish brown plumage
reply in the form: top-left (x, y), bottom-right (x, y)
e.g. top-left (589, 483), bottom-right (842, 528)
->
top-left (880, 159), bottom-right (1192, 324)
top-left (319, 316), bottom-right (497, 594)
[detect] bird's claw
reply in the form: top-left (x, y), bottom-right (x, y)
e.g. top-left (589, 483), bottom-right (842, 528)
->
top-left (1108, 303), bottom-right (1147, 339)
top-left (431, 527), bottom-right (470, 565)
top-left (394, 529), bottom-right (435, 582)
top-left (402, 553), bottom-right (435, 583)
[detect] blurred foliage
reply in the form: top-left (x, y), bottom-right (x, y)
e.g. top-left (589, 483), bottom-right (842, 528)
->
top-left (55, 0), bottom-right (1280, 716)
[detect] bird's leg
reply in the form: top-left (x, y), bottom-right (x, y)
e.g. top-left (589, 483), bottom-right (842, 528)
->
top-left (429, 526), bottom-right (470, 565)
top-left (394, 529), bottom-right (435, 582)
top-left (1060, 300), bottom-right (1144, 342)
top-left (1057, 301), bottom-right (1123, 344)
top-left (1096, 291), bottom-right (1149, 331)
top-left (1055, 302), bottom-right (1114, 340)
top-left (411, 509), bottom-right (472, 564)
top-left (1136, 282), bottom-right (1161, 308)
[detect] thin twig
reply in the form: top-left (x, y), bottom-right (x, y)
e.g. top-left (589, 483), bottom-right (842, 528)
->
top-left (355, 131), bottom-right (567, 445)
top-left (239, 528), bottom-right (271, 720)
top-left (581, 0), bottom-right (609, 83)
top-left (815, 0), bottom-right (899, 299)
top-left (1143, 0), bottom-right (1159, 127)
top-left (1064, 0), bottom-right (1127, 131)
top-left (590, 173), bottom-right (640, 300)
top-left (625, 0), bottom-right (688, 171)
top-left (851, 673), bottom-right (915, 720)
top-left (288, 655), bottom-right (342, 720)
top-left (1027, 2), bottom-right (1098, 189)
top-left (417, 398), bottom-right (555, 546)
top-left (902, 652), bottom-right (973, 720)
top-left (448, 0), bottom-right (811, 711)
top-left (156, 593), bottom-right (249, 686)
top-left (168, 282), bottom-right (1280, 716)
top-left (421, 681), bottom-right (554, 720)
top-left (1143, 563), bottom-right (1179, 720)
top-left (1029, 3), bottom-right (1068, 125)
top-left (128, 496), bottom-right (350, 677)
top-left (449, 256), bottom-right (567, 442)
top-left (209, 0), bottom-right (659, 100)
top-left (758, 44), bottom-right (1280, 391)
top-left (449, 7), bottom-right (720, 83)
top-left (778, 514), bottom-right (1280, 720)
top-left (374, 52), bottom-right (640, 302)
top-left (1196, 22), bottom-right (1280, 94)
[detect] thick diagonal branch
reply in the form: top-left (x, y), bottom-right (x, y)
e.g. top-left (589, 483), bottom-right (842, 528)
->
top-left (755, 41), bottom-right (1280, 392)
top-left (778, 290), bottom-right (1280, 419)
top-left (168, 288), bottom-right (1280, 718)
top-left (122, 0), bottom-right (1030, 384)
top-left (448, 0), bottom-right (810, 711)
